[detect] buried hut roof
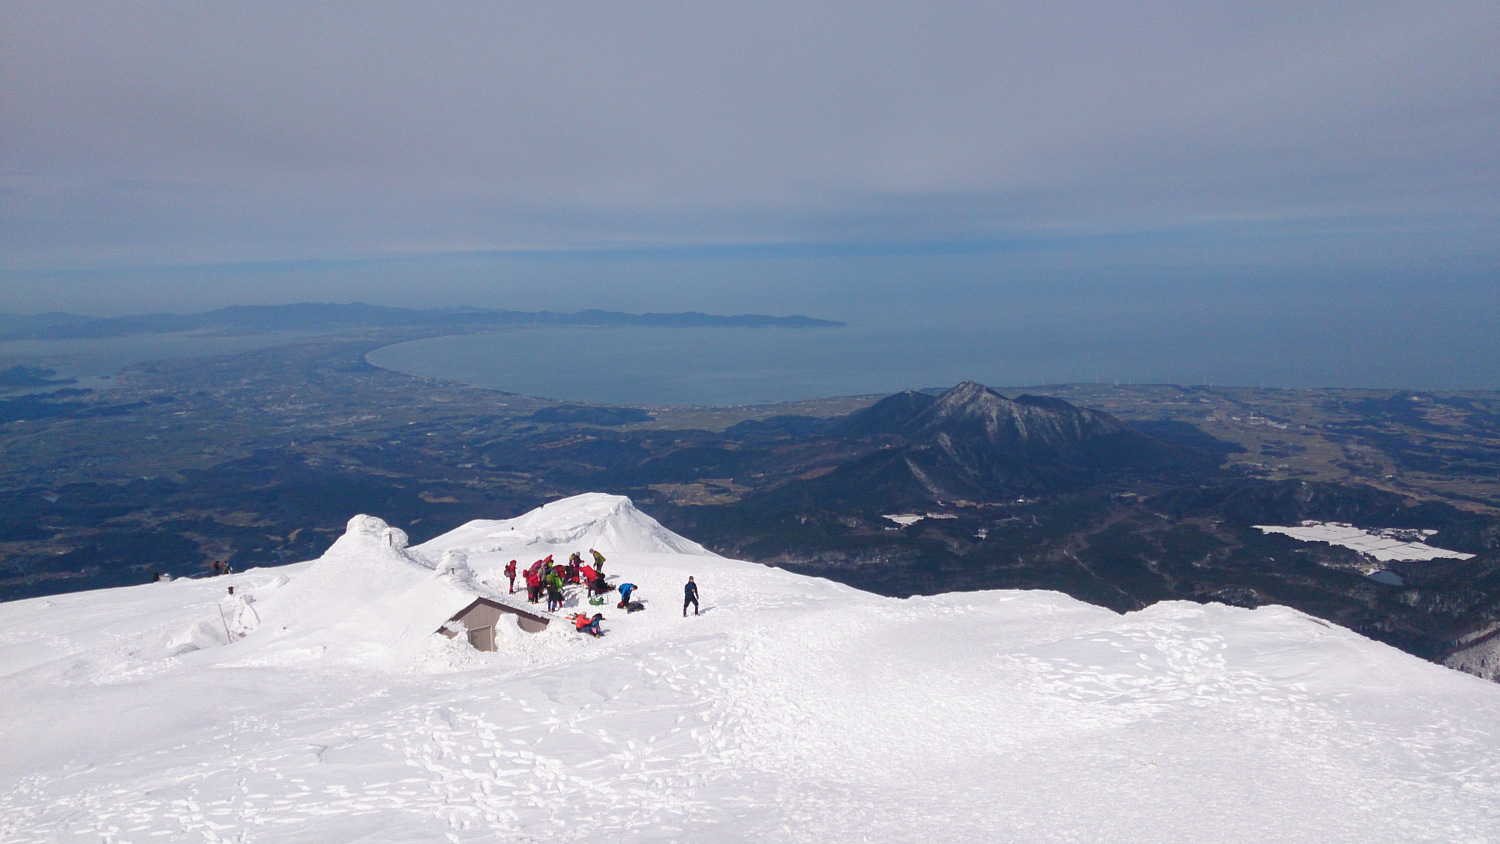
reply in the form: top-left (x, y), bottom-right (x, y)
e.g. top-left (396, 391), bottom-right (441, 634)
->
top-left (243, 514), bottom-right (539, 663)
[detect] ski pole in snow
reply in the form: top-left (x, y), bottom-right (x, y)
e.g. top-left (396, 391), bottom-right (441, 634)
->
top-left (218, 603), bottom-right (234, 643)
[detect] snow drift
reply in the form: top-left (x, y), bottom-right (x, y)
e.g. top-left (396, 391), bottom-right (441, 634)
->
top-left (230, 514), bottom-right (496, 666)
top-left (2, 493), bottom-right (1499, 843)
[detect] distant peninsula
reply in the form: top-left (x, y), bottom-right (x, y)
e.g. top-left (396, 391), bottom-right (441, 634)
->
top-left (0, 304), bottom-right (845, 340)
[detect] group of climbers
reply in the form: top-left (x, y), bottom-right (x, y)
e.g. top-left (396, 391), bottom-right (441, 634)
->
top-left (503, 548), bottom-right (614, 632)
top-left (496, 546), bottom-right (703, 638)
top-left (508, 550), bottom-right (609, 600)
top-left (510, 553), bottom-right (583, 611)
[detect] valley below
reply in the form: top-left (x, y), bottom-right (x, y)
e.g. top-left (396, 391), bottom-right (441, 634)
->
top-left (3, 330), bottom-right (1499, 680)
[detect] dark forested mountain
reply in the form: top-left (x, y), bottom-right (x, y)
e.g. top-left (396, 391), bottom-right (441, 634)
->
top-left (798, 381), bottom-right (1187, 507)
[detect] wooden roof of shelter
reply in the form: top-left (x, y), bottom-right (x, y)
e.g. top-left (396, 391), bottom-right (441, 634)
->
top-left (438, 597), bottom-right (552, 650)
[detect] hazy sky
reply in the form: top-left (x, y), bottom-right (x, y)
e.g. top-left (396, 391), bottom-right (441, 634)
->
top-left (2, 2), bottom-right (1497, 327)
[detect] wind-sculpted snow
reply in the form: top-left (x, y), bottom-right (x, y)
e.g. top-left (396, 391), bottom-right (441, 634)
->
top-left (2, 494), bottom-right (1499, 842)
top-left (228, 514), bottom-right (494, 668)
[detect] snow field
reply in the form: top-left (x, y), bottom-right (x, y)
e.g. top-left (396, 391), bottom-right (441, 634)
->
top-left (1, 494), bottom-right (1498, 842)
top-left (1256, 522), bottom-right (1476, 563)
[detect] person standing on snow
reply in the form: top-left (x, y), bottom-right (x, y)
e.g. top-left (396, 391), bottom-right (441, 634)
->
top-left (504, 560), bottom-right (518, 594)
top-left (617, 582), bottom-right (637, 608)
top-left (683, 576), bottom-right (699, 617)
top-left (590, 549), bottom-right (606, 574)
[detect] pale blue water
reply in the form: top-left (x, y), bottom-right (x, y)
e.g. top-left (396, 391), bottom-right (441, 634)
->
top-left (365, 320), bottom-right (1500, 406)
top-left (4, 316), bottom-right (1493, 407)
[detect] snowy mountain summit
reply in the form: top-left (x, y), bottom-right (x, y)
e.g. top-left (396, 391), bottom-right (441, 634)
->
top-left (421, 492), bottom-right (713, 560)
top-left (3, 494), bottom-right (1500, 842)
top-left (224, 494), bottom-right (710, 667)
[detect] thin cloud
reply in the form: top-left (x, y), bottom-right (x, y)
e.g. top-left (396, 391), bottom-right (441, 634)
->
top-left (1, 2), bottom-right (1496, 285)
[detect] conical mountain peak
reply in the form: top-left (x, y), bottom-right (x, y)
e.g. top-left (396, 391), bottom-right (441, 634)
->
top-left (943, 380), bottom-right (998, 400)
top-left (830, 381), bottom-right (1135, 448)
top-left (906, 381), bottom-right (1125, 449)
top-left (926, 380), bottom-right (1011, 417)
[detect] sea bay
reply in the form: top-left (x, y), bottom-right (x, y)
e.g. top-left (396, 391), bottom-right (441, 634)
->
top-left (364, 318), bottom-right (1500, 406)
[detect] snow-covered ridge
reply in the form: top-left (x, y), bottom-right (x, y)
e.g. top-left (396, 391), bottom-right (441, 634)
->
top-left (418, 492), bottom-right (713, 562)
top-left (2, 493), bottom-right (1499, 842)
